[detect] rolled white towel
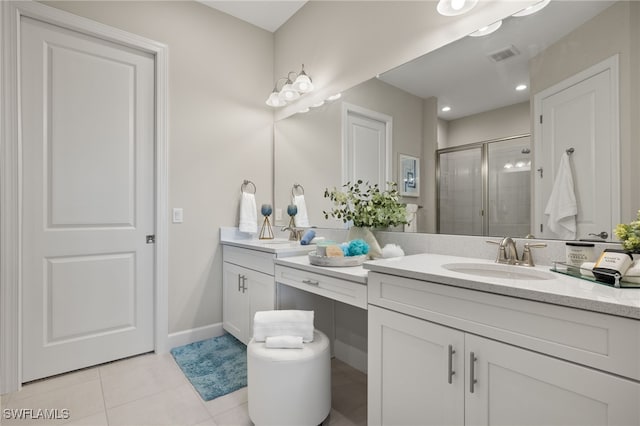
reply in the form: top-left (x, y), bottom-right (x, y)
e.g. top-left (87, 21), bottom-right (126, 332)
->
top-left (239, 192), bottom-right (257, 234)
top-left (580, 261), bottom-right (596, 278)
top-left (623, 260), bottom-right (640, 284)
top-left (624, 260), bottom-right (640, 277)
top-left (265, 335), bottom-right (304, 349)
top-left (253, 310), bottom-right (314, 343)
top-left (292, 194), bottom-right (310, 227)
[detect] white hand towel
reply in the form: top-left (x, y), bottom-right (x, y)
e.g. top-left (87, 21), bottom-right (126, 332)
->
top-left (544, 153), bottom-right (577, 239)
top-left (239, 192), bottom-right (257, 234)
top-left (253, 310), bottom-right (314, 343)
top-left (265, 335), bottom-right (304, 349)
top-left (404, 203), bottom-right (418, 233)
top-left (292, 194), bottom-right (310, 227)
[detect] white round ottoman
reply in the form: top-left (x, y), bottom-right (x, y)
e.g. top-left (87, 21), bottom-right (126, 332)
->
top-left (247, 329), bottom-right (331, 426)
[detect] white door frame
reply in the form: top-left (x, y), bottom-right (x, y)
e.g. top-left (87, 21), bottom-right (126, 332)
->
top-left (0, 0), bottom-right (169, 393)
top-left (341, 102), bottom-right (393, 188)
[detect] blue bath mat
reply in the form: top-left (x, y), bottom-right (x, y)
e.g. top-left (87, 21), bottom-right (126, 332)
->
top-left (170, 333), bottom-right (247, 401)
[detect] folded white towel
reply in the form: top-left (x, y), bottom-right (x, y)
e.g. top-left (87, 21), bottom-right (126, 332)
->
top-left (404, 203), bottom-right (418, 233)
top-left (253, 310), bottom-right (314, 343)
top-left (239, 192), bottom-right (257, 234)
top-left (292, 194), bottom-right (310, 228)
top-left (544, 153), bottom-right (577, 239)
top-left (265, 335), bottom-right (304, 349)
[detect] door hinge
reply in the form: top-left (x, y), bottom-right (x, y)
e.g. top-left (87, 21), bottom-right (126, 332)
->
top-left (539, 115), bottom-right (543, 124)
top-left (540, 224), bottom-right (543, 233)
top-left (146, 235), bottom-right (155, 244)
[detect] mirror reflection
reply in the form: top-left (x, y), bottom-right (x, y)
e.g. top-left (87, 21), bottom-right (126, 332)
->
top-left (274, 0), bottom-right (636, 241)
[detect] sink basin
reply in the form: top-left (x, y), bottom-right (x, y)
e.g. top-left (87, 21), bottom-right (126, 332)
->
top-left (442, 263), bottom-right (556, 281)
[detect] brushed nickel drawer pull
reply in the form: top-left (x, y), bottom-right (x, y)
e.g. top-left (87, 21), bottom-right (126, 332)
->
top-left (448, 344), bottom-right (456, 384)
top-left (469, 352), bottom-right (478, 393)
top-left (302, 279), bottom-right (319, 286)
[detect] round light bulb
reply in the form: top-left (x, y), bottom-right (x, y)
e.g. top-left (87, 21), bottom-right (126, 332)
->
top-left (451, 0), bottom-right (465, 11)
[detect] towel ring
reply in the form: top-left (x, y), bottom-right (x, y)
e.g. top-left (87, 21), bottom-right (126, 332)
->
top-left (291, 183), bottom-right (305, 197)
top-left (566, 147), bottom-right (575, 155)
top-left (241, 180), bottom-right (256, 194)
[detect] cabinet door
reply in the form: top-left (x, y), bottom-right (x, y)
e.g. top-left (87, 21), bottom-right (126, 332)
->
top-left (222, 262), bottom-right (249, 343)
top-left (465, 334), bottom-right (640, 426)
top-left (368, 305), bottom-right (464, 426)
top-left (246, 268), bottom-right (275, 341)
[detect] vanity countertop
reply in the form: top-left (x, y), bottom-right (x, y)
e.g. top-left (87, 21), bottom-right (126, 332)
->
top-left (220, 237), bottom-right (315, 256)
top-left (365, 253), bottom-right (640, 320)
top-left (275, 255), bottom-right (368, 284)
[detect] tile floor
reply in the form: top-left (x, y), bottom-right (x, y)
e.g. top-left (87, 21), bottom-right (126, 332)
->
top-left (0, 353), bottom-right (367, 426)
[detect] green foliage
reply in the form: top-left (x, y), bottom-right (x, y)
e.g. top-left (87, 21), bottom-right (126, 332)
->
top-left (323, 180), bottom-right (408, 228)
top-left (614, 209), bottom-right (640, 251)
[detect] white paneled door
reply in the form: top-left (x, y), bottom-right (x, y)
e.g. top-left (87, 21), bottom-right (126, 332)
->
top-left (534, 56), bottom-right (619, 240)
top-left (343, 105), bottom-right (391, 188)
top-left (21, 17), bottom-right (155, 381)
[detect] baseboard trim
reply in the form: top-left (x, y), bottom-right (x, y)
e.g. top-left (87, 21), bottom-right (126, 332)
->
top-left (334, 339), bottom-right (367, 374)
top-left (166, 323), bottom-right (224, 350)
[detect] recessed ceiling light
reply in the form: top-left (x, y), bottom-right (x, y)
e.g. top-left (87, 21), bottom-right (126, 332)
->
top-left (441, 106), bottom-right (451, 112)
top-left (469, 20), bottom-right (502, 37)
top-left (512, 0), bottom-right (551, 17)
top-left (437, 0), bottom-right (479, 16)
top-left (327, 93), bottom-right (342, 101)
top-left (516, 84), bottom-right (528, 91)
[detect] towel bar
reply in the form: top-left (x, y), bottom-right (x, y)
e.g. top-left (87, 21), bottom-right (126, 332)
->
top-left (291, 183), bottom-right (305, 196)
top-left (241, 180), bottom-right (256, 194)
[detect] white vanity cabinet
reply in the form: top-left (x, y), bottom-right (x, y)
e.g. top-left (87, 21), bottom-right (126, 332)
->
top-left (221, 241), bottom-right (315, 344)
top-left (222, 245), bottom-right (277, 345)
top-left (367, 271), bottom-right (640, 426)
top-left (222, 260), bottom-right (274, 345)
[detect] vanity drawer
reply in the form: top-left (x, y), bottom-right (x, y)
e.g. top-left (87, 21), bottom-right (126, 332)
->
top-left (368, 272), bottom-right (640, 381)
top-left (223, 245), bottom-right (276, 276)
top-left (275, 265), bottom-right (367, 309)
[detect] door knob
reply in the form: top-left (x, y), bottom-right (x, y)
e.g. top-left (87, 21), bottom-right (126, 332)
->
top-left (588, 231), bottom-right (608, 240)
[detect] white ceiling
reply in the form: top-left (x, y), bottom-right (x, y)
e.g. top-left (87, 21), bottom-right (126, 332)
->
top-left (197, 1), bottom-right (307, 32)
top-left (378, 1), bottom-right (616, 120)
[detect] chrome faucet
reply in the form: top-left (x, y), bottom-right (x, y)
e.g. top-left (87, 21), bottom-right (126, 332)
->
top-left (281, 226), bottom-right (304, 241)
top-left (487, 237), bottom-right (547, 267)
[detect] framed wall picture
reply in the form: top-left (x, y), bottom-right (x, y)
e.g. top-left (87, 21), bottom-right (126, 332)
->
top-left (399, 154), bottom-right (419, 197)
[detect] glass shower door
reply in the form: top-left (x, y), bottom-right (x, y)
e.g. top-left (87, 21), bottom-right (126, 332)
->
top-left (438, 147), bottom-right (483, 235)
top-left (487, 137), bottom-right (531, 237)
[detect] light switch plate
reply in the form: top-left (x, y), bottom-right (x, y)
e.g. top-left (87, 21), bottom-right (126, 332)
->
top-left (172, 208), bottom-right (184, 223)
top-left (275, 208), bottom-right (282, 221)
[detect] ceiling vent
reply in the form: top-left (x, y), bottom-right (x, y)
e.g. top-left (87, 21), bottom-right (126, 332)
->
top-left (488, 45), bottom-right (521, 62)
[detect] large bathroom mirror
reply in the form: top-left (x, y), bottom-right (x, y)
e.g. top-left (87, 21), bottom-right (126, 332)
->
top-left (274, 0), bottom-right (638, 240)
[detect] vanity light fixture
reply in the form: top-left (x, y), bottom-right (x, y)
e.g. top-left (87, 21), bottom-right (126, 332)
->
top-left (266, 64), bottom-right (314, 108)
top-left (512, 0), bottom-right (551, 17)
top-left (469, 20), bottom-right (502, 37)
top-left (516, 84), bottom-right (528, 91)
top-left (437, 0), bottom-right (478, 16)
